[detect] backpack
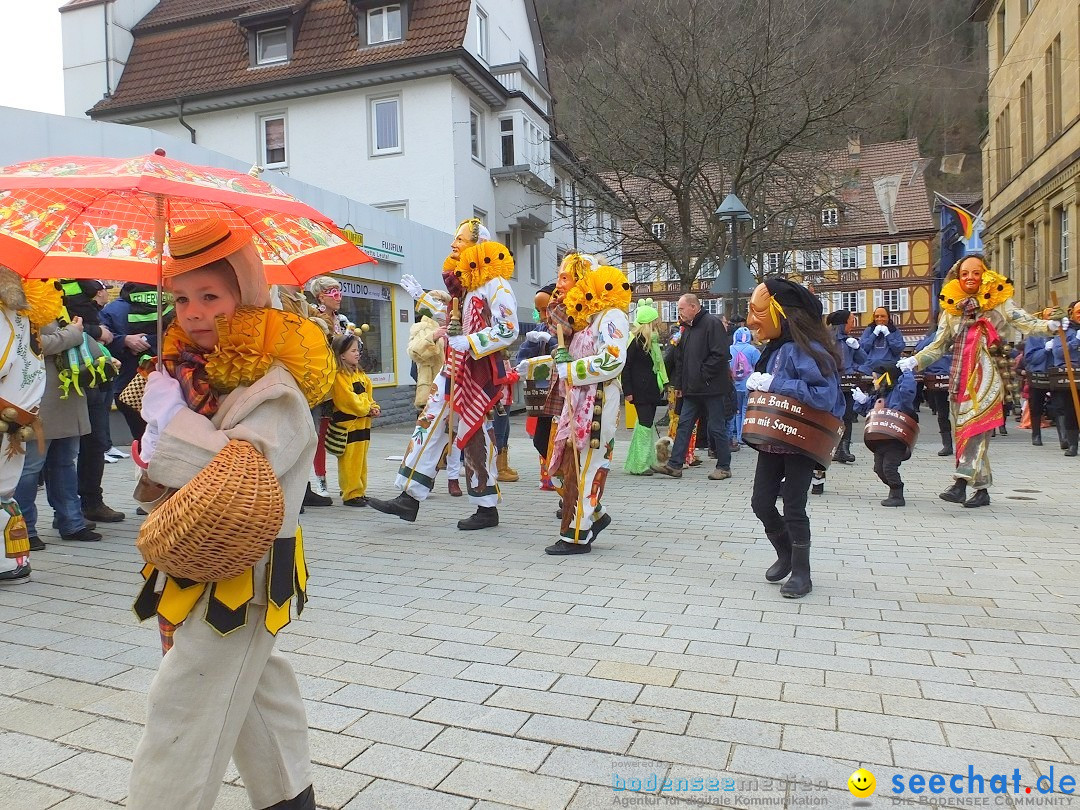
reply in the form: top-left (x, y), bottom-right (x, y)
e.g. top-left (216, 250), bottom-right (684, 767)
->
top-left (732, 350), bottom-right (753, 382)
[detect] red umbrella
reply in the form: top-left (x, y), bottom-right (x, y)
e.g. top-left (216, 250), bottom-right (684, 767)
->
top-left (0, 151), bottom-right (373, 283)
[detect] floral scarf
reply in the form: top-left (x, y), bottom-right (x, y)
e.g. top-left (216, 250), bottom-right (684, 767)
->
top-left (160, 338), bottom-right (220, 418)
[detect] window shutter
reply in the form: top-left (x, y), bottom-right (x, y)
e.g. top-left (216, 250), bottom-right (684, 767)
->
top-left (819, 294), bottom-right (831, 314)
top-left (899, 288), bottom-right (910, 311)
top-left (872, 244), bottom-right (882, 267)
top-left (832, 292), bottom-right (842, 311)
top-left (857, 246), bottom-right (867, 269)
top-left (872, 288), bottom-right (883, 309)
top-left (793, 251), bottom-right (803, 274)
top-left (828, 248), bottom-right (840, 270)
top-left (899, 242), bottom-right (910, 266)
top-left (857, 290), bottom-right (867, 313)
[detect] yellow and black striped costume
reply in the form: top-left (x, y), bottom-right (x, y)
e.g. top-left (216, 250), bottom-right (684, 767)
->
top-left (331, 367), bottom-right (376, 500)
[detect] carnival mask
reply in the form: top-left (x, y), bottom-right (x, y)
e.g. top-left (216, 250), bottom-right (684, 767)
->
top-left (746, 283), bottom-right (782, 341)
top-left (873, 307), bottom-right (890, 326)
top-left (534, 290), bottom-right (552, 323)
top-left (958, 257), bottom-right (986, 295)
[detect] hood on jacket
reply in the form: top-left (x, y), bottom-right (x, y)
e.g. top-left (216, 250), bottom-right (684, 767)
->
top-left (733, 326), bottom-right (753, 345)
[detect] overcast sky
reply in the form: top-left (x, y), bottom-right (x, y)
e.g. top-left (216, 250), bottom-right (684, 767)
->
top-left (2, 3), bottom-right (66, 115)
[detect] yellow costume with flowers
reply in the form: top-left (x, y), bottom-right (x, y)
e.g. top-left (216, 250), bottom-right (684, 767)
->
top-left (914, 262), bottom-right (1055, 494)
top-left (127, 220), bottom-right (334, 810)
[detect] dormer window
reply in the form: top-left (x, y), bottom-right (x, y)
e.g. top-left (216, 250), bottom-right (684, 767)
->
top-left (256, 27), bottom-right (288, 65)
top-left (821, 207), bottom-right (839, 227)
top-left (368, 4), bottom-right (403, 45)
top-left (651, 220), bottom-right (667, 240)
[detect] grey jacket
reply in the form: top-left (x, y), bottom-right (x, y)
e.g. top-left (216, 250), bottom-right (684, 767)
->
top-left (37, 322), bottom-right (90, 441)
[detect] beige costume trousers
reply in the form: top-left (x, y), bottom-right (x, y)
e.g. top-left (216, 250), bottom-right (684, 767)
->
top-left (128, 598), bottom-right (311, 810)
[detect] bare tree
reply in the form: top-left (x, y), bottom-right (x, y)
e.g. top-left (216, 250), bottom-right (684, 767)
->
top-left (550, 0), bottom-right (914, 295)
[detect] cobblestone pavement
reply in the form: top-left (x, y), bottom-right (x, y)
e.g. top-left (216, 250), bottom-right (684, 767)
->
top-left (1, 417), bottom-right (1077, 809)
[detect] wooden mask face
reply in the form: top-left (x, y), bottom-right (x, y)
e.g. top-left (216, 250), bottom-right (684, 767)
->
top-left (746, 283), bottom-right (781, 341)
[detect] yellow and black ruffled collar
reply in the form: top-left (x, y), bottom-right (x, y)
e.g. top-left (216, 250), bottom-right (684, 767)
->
top-left (938, 268), bottom-right (1013, 316)
top-left (456, 242), bottom-right (515, 292)
top-left (562, 265), bottom-right (632, 329)
top-left (165, 307), bottom-right (335, 407)
top-left (21, 279), bottom-right (64, 332)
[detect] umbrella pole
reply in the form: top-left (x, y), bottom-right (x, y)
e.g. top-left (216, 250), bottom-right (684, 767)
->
top-left (154, 196), bottom-right (167, 371)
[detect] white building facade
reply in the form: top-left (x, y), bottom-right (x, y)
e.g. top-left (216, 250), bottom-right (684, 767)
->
top-left (60, 0), bottom-right (617, 325)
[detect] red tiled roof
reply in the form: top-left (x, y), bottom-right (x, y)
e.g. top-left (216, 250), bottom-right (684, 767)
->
top-left (90, 0), bottom-right (472, 115)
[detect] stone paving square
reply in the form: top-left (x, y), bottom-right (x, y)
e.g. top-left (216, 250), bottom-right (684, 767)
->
top-left (0, 420), bottom-right (1077, 809)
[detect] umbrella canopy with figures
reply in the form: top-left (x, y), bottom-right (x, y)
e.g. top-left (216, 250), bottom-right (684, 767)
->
top-left (0, 151), bottom-right (373, 283)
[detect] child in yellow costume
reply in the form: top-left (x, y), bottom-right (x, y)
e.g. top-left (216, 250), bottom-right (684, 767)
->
top-left (330, 331), bottom-right (379, 506)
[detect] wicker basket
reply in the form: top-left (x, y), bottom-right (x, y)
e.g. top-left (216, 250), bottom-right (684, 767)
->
top-left (118, 373), bottom-right (147, 411)
top-left (136, 440), bottom-right (285, 582)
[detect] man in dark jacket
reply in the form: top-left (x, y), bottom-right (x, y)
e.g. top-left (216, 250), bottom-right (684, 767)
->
top-left (653, 294), bottom-right (733, 480)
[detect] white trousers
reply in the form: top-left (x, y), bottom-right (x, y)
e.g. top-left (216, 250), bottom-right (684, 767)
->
top-left (394, 371), bottom-right (498, 507)
top-left (128, 599), bottom-right (311, 810)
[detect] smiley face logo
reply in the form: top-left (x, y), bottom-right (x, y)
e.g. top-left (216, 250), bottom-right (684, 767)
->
top-left (848, 768), bottom-right (876, 798)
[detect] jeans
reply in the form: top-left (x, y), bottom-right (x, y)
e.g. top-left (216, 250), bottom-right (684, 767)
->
top-left (78, 382), bottom-right (114, 508)
top-left (670, 394), bottom-right (731, 470)
top-left (493, 408), bottom-right (510, 452)
top-left (728, 389), bottom-right (749, 443)
top-left (750, 451), bottom-right (816, 545)
top-left (15, 435), bottom-right (86, 537)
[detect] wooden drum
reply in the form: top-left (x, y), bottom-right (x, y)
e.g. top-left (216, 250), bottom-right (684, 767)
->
top-left (1028, 370), bottom-right (1073, 391)
top-left (742, 392), bottom-right (845, 468)
top-left (920, 374), bottom-right (950, 392)
top-left (524, 380), bottom-right (548, 417)
top-left (863, 405), bottom-right (920, 451)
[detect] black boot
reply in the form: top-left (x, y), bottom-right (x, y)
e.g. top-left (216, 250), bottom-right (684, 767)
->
top-left (1065, 430), bottom-right (1079, 457)
top-left (302, 482), bottom-right (332, 508)
top-left (1058, 418), bottom-right (1069, 450)
top-left (259, 785), bottom-right (315, 810)
top-left (765, 531), bottom-right (792, 582)
top-left (937, 432), bottom-right (953, 456)
top-left (963, 488), bottom-right (990, 508)
top-left (811, 482), bottom-right (824, 495)
top-left (841, 438), bottom-right (856, 463)
top-left (367, 491), bottom-right (420, 522)
top-left (1032, 427), bottom-right (1043, 446)
top-left (999, 422), bottom-right (1007, 436)
top-left (780, 541), bottom-right (812, 598)
top-left (458, 506), bottom-right (498, 530)
top-left (881, 485), bottom-right (905, 507)
top-left (939, 479), bottom-right (967, 503)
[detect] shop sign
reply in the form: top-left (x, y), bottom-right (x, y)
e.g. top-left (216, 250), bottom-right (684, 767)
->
top-left (339, 279), bottom-right (392, 302)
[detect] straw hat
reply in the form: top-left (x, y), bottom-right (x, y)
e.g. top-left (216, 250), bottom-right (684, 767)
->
top-left (164, 219), bottom-right (252, 277)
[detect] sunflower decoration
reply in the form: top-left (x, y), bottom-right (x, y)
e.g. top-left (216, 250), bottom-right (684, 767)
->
top-left (186, 306), bottom-right (336, 407)
top-left (562, 264), bottom-right (632, 330)
top-left (20, 279), bottom-right (65, 332)
top-left (938, 264), bottom-right (1013, 317)
top-left (455, 241), bottom-right (514, 291)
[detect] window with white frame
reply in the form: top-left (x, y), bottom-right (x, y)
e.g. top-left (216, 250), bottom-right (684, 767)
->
top-left (766, 252), bottom-right (789, 275)
top-left (818, 294), bottom-right (831, 315)
top-left (469, 108), bottom-right (483, 163)
top-left (1005, 237), bottom-right (1015, 280)
top-left (1028, 221), bottom-right (1040, 285)
top-left (880, 243), bottom-right (900, 266)
top-left (500, 118), bottom-right (515, 166)
top-left (260, 115), bottom-right (287, 167)
top-left (839, 247), bottom-right (860, 270)
top-left (802, 250), bottom-right (822, 273)
top-left (651, 220), bottom-right (667, 240)
top-left (1057, 205), bottom-right (1069, 276)
top-left (368, 5), bottom-right (402, 45)
top-left (256, 27), bottom-right (288, 65)
top-left (661, 301), bottom-right (677, 322)
top-left (702, 298), bottom-right (722, 316)
top-left (475, 7), bottom-right (489, 62)
top-left (840, 291), bottom-right (860, 312)
top-left (821, 207), bottom-right (839, 227)
top-left (374, 201), bottom-right (407, 218)
top-left (877, 287), bottom-right (909, 313)
top-left (370, 97), bottom-right (401, 155)
top-left (529, 241), bottom-right (540, 285)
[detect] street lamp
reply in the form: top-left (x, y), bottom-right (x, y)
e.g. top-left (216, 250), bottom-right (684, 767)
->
top-left (712, 192), bottom-right (754, 319)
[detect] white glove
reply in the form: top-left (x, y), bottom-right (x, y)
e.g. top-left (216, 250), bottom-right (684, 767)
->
top-left (1062, 317), bottom-right (1071, 330)
top-left (1045, 340), bottom-right (1055, 352)
top-left (525, 330), bottom-right (549, 343)
top-left (140, 372), bottom-right (186, 432)
top-left (555, 362), bottom-right (569, 380)
top-left (897, 356), bottom-right (919, 374)
top-left (398, 273), bottom-right (424, 301)
top-left (1047, 320), bottom-right (1062, 332)
top-left (515, 359), bottom-right (530, 376)
top-left (447, 334), bottom-right (471, 353)
top-left (138, 423), bottom-right (159, 466)
top-left (845, 337), bottom-right (860, 349)
top-left (874, 324), bottom-right (889, 337)
top-left (746, 372), bottom-right (773, 392)
top-left (851, 388), bottom-right (870, 405)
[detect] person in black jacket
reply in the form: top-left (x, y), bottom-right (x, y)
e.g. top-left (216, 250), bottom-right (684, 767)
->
top-left (653, 294), bottom-right (733, 480)
top-left (622, 299), bottom-right (668, 474)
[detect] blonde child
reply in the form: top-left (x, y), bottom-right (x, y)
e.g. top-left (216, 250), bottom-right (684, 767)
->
top-left (330, 332), bottom-right (379, 506)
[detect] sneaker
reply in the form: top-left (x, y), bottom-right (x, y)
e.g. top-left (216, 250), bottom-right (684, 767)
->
top-left (106, 446), bottom-right (129, 459)
top-left (0, 563), bottom-right (30, 584)
top-left (687, 456), bottom-right (703, 467)
top-left (61, 527), bottom-right (102, 542)
top-left (344, 496), bottom-right (369, 507)
top-left (104, 454), bottom-right (120, 464)
top-left (708, 468), bottom-right (732, 481)
top-left (28, 536), bottom-right (45, 551)
top-left (650, 464), bottom-right (682, 478)
top-left (83, 504), bottom-right (126, 523)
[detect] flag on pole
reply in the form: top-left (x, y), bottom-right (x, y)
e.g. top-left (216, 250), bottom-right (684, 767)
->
top-left (908, 158), bottom-right (933, 186)
top-left (938, 197), bottom-right (976, 241)
top-left (873, 174), bottom-right (903, 235)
